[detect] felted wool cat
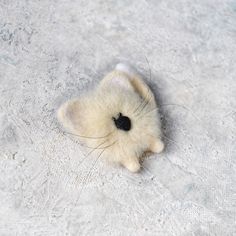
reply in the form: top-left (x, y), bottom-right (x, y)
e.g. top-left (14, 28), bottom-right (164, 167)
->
top-left (57, 63), bottom-right (164, 172)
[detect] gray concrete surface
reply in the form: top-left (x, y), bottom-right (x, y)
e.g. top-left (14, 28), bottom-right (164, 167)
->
top-left (0, 0), bottom-right (236, 235)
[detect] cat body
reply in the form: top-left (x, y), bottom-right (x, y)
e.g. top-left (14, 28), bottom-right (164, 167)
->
top-left (57, 64), bottom-right (164, 172)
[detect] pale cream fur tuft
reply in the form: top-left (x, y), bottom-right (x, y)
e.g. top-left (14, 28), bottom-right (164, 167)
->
top-left (57, 64), bottom-right (164, 172)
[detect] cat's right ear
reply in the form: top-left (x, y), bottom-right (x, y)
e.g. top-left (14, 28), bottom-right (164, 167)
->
top-left (57, 99), bottom-right (81, 132)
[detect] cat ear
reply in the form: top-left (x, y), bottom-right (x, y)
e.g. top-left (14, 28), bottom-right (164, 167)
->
top-left (108, 76), bottom-right (135, 91)
top-left (100, 68), bottom-right (135, 92)
top-left (101, 63), bottom-right (156, 105)
top-left (57, 99), bottom-right (81, 132)
top-left (118, 63), bottom-right (156, 106)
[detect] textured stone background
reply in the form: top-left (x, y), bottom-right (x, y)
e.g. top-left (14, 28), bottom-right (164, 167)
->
top-left (0, 0), bottom-right (236, 235)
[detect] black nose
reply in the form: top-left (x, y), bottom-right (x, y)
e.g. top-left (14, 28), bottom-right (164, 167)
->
top-left (113, 113), bottom-right (131, 131)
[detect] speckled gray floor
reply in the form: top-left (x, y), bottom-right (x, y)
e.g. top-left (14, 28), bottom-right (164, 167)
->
top-left (0, 0), bottom-right (236, 235)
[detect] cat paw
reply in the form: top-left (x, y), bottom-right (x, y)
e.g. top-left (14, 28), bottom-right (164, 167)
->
top-left (151, 139), bottom-right (165, 153)
top-left (122, 159), bottom-right (140, 173)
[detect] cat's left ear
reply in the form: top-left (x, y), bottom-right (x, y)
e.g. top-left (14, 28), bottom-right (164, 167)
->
top-left (100, 63), bottom-right (156, 105)
top-left (99, 69), bottom-right (135, 92)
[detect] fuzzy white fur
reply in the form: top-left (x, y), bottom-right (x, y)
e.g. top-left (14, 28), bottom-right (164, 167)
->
top-left (57, 64), bottom-right (164, 172)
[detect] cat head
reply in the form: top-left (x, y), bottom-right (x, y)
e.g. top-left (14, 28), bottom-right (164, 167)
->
top-left (57, 64), bottom-right (164, 172)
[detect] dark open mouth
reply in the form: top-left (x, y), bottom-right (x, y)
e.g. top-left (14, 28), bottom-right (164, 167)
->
top-left (112, 113), bottom-right (131, 131)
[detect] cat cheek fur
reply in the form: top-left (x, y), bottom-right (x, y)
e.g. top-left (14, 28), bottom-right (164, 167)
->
top-left (57, 63), bottom-right (164, 172)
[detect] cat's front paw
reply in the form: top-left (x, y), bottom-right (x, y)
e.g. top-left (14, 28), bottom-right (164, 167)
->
top-left (150, 139), bottom-right (165, 153)
top-left (122, 158), bottom-right (140, 172)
